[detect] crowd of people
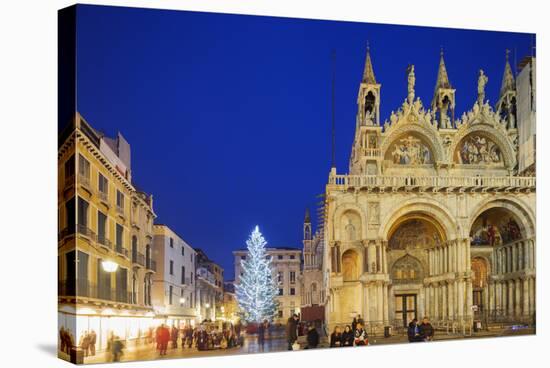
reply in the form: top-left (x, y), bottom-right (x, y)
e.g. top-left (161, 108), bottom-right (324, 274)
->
top-left (77, 330), bottom-right (97, 357)
top-left (329, 315), bottom-right (369, 347)
top-left (154, 321), bottom-right (244, 355)
top-left (58, 327), bottom-right (75, 355)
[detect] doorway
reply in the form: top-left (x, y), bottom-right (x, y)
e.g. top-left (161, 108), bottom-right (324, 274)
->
top-left (395, 294), bottom-right (417, 327)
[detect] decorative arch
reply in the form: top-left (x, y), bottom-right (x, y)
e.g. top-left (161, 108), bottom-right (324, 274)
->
top-left (468, 197), bottom-right (535, 240)
top-left (381, 123), bottom-right (445, 165)
top-left (379, 197), bottom-right (458, 241)
top-left (341, 249), bottom-right (360, 281)
top-left (450, 123), bottom-right (516, 169)
top-left (471, 257), bottom-right (489, 288)
top-left (332, 202), bottom-right (366, 241)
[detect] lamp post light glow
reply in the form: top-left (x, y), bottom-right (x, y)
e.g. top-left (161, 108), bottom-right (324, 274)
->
top-left (101, 260), bottom-right (119, 273)
top-left (179, 297), bottom-right (186, 305)
top-left (205, 303), bottom-right (210, 309)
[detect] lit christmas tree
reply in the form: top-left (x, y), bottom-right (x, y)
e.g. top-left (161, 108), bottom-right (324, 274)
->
top-left (235, 226), bottom-right (279, 322)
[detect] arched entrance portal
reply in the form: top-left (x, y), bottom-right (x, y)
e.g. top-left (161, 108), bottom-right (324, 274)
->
top-left (387, 213), bottom-right (445, 327)
top-left (469, 204), bottom-right (535, 322)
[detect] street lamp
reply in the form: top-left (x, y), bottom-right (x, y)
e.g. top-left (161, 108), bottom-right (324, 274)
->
top-left (101, 260), bottom-right (118, 273)
top-left (205, 303), bottom-right (210, 308)
top-left (179, 297), bottom-right (186, 305)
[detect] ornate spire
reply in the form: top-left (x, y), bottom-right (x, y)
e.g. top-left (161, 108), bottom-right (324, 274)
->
top-left (500, 49), bottom-right (516, 97)
top-left (362, 42), bottom-right (377, 84)
top-left (304, 208), bottom-right (311, 223)
top-left (434, 48), bottom-right (452, 90)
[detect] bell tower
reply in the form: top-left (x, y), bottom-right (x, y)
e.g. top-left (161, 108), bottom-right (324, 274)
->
top-left (357, 43), bottom-right (381, 127)
top-left (496, 49), bottom-right (517, 130)
top-left (431, 49), bottom-right (456, 129)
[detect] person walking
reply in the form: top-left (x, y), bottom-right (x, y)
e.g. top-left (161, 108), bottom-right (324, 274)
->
top-left (111, 335), bottom-right (125, 362)
top-left (286, 314), bottom-right (299, 350)
top-left (351, 317), bottom-right (358, 333)
top-left (59, 327), bottom-right (66, 354)
top-left (407, 318), bottom-right (422, 342)
top-left (330, 326), bottom-right (343, 347)
top-left (79, 331), bottom-right (90, 357)
top-left (354, 322), bottom-right (368, 346)
top-left (88, 330), bottom-right (97, 356)
top-left (419, 317), bottom-right (435, 341)
top-left (171, 325), bottom-right (179, 349)
top-left (157, 324), bottom-right (170, 355)
top-left (341, 325), bottom-right (354, 347)
top-left (258, 320), bottom-right (267, 350)
top-left (306, 323), bottom-right (320, 349)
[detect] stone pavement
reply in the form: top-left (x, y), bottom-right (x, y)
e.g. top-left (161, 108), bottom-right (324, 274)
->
top-left (79, 327), bottom-right (534, 364)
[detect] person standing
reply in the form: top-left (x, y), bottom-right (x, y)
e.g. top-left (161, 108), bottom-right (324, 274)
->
top-left (157, 324), bottom-right (170, 355)
top-left (258, 320), bottom-right (266, 350)
top-left (419, 317), bottom-right (435, 341)
top-left (407, 318), bottom-right (422, 342)
top-left (351, 317), bottom-right (358, 334)
top-left (111, 335), bottom-right (124, 362)
top-left (341, 325), bottom-right (354, 347)
top-left (286, 314), bottom-right (299, 350)
top-left (330, 326), bottom-right (343, 348)
top-left (79, 331), bottom-right (90, 357)
top-left (354, 322), bottom-right (368, 346)
top-left (88, 330), bottom-right (97, 356)
top-left (59, 327), bottom-right (66, 354)
top-left (306, 324), bottom-right (319, 349)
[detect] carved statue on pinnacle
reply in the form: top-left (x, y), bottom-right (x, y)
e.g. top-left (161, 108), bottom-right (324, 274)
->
top-left (477, 69), bottom-right (489, 105)
top-left (407, 65), bottom-right (415, 103)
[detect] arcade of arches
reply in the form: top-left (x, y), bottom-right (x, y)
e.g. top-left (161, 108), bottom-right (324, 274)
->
top-left (326, 204), bottom-right (535, 332)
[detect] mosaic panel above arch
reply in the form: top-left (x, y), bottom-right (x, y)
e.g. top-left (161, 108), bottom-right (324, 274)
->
top-left (388, 217), bottom-right (443, 250)
top-left (385, 133), bottom-right (434, 165)
top-left (454, 133), bottom-right (504, 166)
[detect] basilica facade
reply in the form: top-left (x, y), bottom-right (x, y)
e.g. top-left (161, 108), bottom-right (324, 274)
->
top-left (323, 47), bottom-right (536, 334)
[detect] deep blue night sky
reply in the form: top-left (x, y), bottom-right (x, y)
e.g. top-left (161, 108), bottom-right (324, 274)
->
top-left (75, 4), bottom-right (534, 279)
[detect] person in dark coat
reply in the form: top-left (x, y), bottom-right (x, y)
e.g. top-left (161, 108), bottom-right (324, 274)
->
top-left (286, 314), bottom-right (299, 350)
top-left (419, 317), bottom-right (435, 341)
top-left (306, 324), bottom-right (320, 349)
top-left (197, 326), bottom-right (209, 351)
top-left (88, 330), bottom-right (97, 356)
top-left (59, 327), bottom-right (66, 354)
top-left (351, 317), bottom-right (358, 333)
top-left (258, 320), bottom-right (266, 349)
top-left (330, 326), bottom-right (343, 347)
top-left (341, 325), bottom-right (354, 347)
top-left (171, 325), bottom-right (179, 349)
top-left (354, 323), bottom-right (368, 346)
top-left (407, 319), bottom-right (422, 342)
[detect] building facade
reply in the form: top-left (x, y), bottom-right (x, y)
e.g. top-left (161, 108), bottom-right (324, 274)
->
top-left (323, 48), bottom-right (536, 334)
top-left (300, 209), bottom-right (325, 322)
top-left (234, 247), bottom-right (302, 324)
top-left (195, 248), bottom-right (224, 322)
top-left (58, 114), bottom-right (157, 353)
top-left (151, 224), bottom-right (197, 327)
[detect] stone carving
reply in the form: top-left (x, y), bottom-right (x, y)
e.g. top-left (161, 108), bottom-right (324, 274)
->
top-left (368, 202), bottom-right (380, 224)
top-left (345, 219), bottom-right (356, 241)
top-left (477, 69), bottom-right (489, 104)
top-left (390, 135), bottom-right (433, 165)
top-left (389, 219), bottom-right (441, 250)
top-left (407, 65), bottom-right (416, 103)
top-left (456, 135), bottom-right (502, 165)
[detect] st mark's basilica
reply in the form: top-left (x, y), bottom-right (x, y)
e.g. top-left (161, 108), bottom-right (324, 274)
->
top-left (322, 47), bottom-right (536, 334)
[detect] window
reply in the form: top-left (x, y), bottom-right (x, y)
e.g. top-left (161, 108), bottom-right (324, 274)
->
top-left (241, 255), bottom-right (246, 260)
top-left (98, 173), bottom-right (108, 196)
top-left (169, 238), bottom-right (174, 248)
top-left (65, 196), bottom-right (75, 234)
top-left (278, 310), bottom-right (283, 318)
top-left (97, 211), bottom-right (107, 243)
top-left (265, 256), bottom-right (270, 260)
top-left (290, 288), bottom-right (296, 295)
top-left (290, 255), bottom-right (296, 260)
top-left (115, 224), bottom-right (123, 250)
top-left (116, 190), bottom-right (124, 210)
top-left (190, 271), bottom-right (193, 284)
top-left (78, 154), bottom-right (90, 178)
top-left (169, 285), bottom-right (173, 305)
top-left (278, 255), bottom-right (283, 260)
top-left (170, 260), bottom-right (174, 275)
top-left (65, 155), bottom-right (75, 181)
top-left (290, 271), bottom-right (296, 284)
top-left (181, 246), bottom-right (185, 256)
top-left (77, 197), bottom-right (89, 227)
top-left (181, 266), bottom-right (186, 284)
top-left (277, 271), bottom-right (283, 283)
top-left (191, 254), bottom-right (193, 262)
top-left (278, 288), bottom-right (284, 296)
top-left (290, 308), bottom-right (295, 316)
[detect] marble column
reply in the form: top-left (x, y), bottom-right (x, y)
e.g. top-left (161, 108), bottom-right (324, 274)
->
top-left (515, 279), bottom-right (522, 316)
top-left (457, 281), bottom-right (464, 320)
top-left (529, 277), bottom-right (535, 315)
top-left (507, 281), bottom-right (514, 316)
top-left (466, 281), bottom-right (473, 318)
top-left (383, 284), bottom-right (389, 323)
top-left (522, 278), bottom-right (529, 316)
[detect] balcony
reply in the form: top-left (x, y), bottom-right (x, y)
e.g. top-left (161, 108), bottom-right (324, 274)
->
top-left (64, 174), bottom-right (75, 188)
top-left (96, 234), bottom-right (113, 250)
top-left (362, 148), bottom-right (381, 158)
top-left (58, 227), bottom-right (75, 242)
top-left (116, 205), bottom-right (125, 216)
top-left (146, 259), bottom-right (157, 272)
top-left (58, 279), bottom-right (133, 304)
top-left (115, 245), bottom-right (129, 258)
top-left (78, 174), bottom-right (91, 189)
top-left (98, 190), bottom-right (109, 203)
top-left (77, 223), bottom-right (96, 240)
top-left (132, 252), bottom-right (145, 266)
top-left (328, 174), bottom-right (536, 193)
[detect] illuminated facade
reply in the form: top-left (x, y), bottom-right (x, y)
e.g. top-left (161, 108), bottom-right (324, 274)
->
top-left (323, 48), bottom-right (536, 334)
top-left (58, 114), bottom-right (157, 356)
